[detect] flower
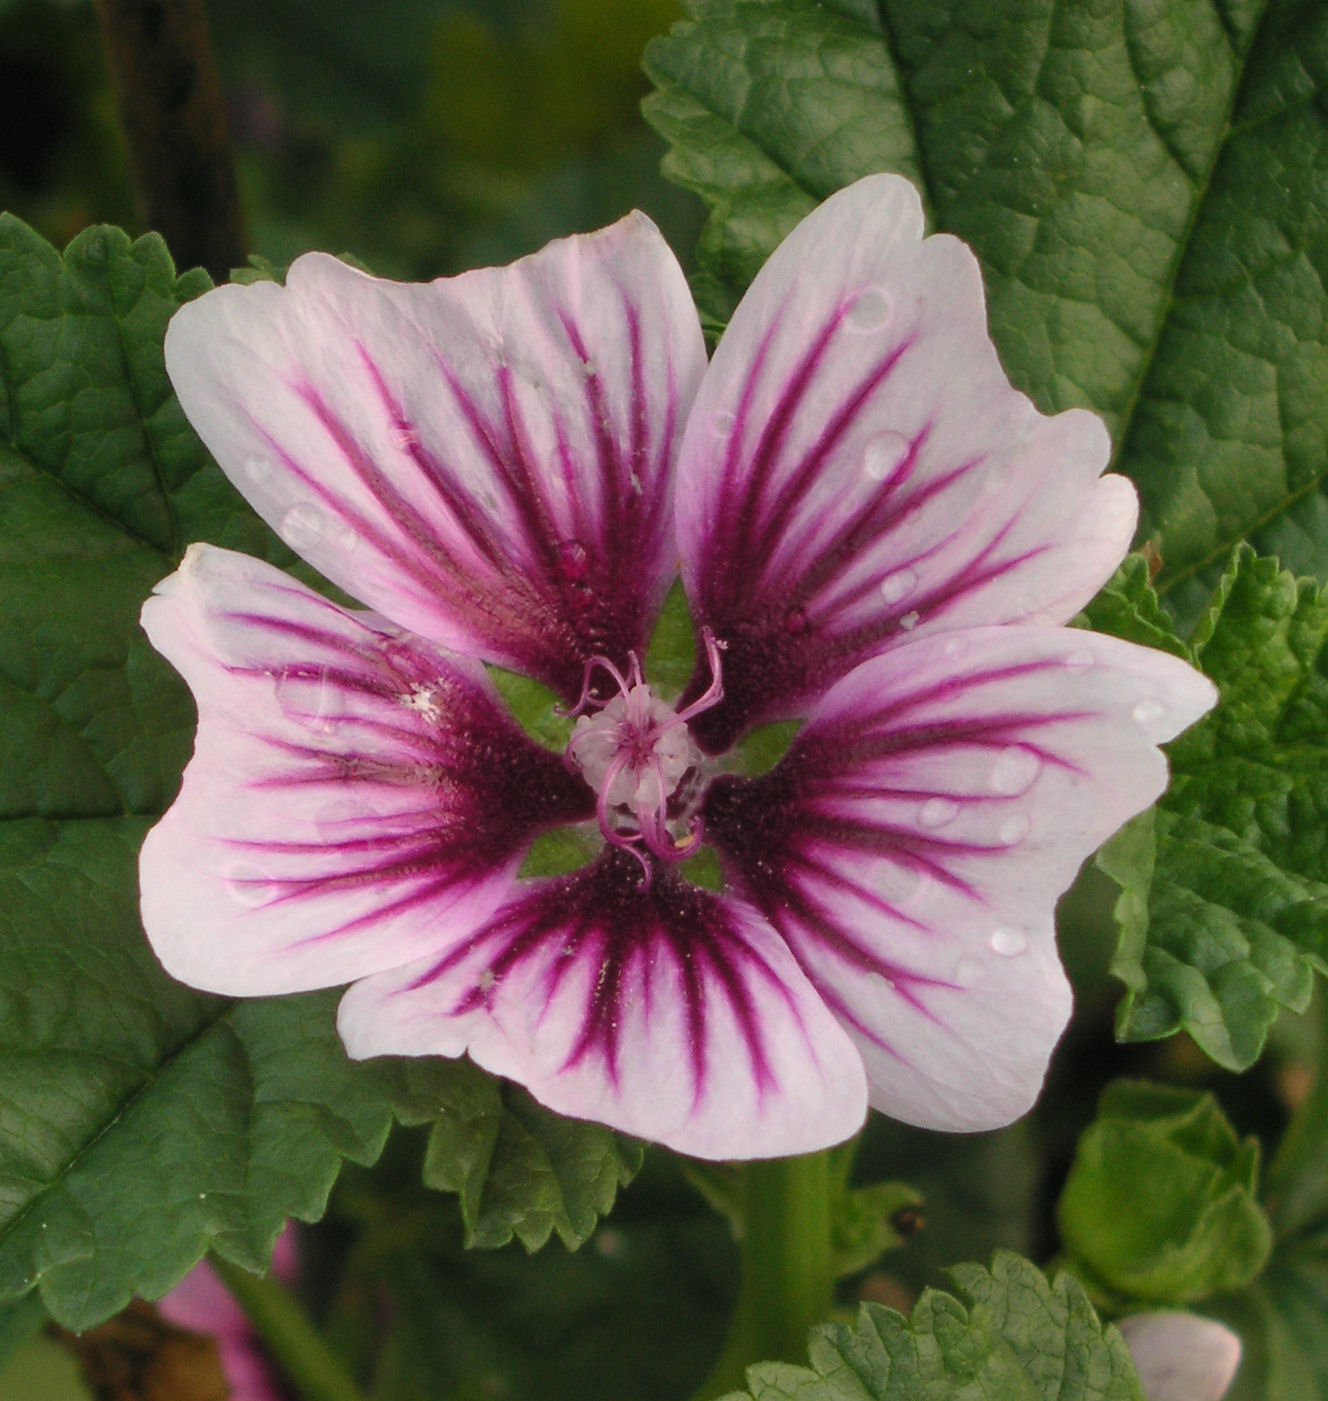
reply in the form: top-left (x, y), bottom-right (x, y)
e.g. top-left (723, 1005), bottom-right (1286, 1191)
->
top-left (140, 175), bottom-right (1216, 1160)
top-left (1117, 1311), bottom-right (1242, 1401)
top-left (156, 1225), bottom-right (298, 1401)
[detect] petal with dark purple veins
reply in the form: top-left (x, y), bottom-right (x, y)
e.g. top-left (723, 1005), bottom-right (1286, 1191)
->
top-left (139, 545), bottom-right (593, 996)
top-left (337, 848), bottom-right (868, 1160)
top-left (164, 216), bottom-right (705, 701)
top-left (704, 626), bottom-right (1216, 1131)
top-left (676, 175), bottom-right (1136, 750)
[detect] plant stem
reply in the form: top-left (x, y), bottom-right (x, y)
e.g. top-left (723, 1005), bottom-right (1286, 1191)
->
top-left (212, 1254), bottom-right (369, 1401)
top-left (692, 1150), bottom-right (837, 1401)
top-left (93, 0), bottom-right (247, 280)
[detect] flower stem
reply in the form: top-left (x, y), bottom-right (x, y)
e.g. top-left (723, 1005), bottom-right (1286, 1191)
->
top-left (692, 1150), bottom-right (837, 1401)
top-left (212, 1254), bottom-right (369, 1401)
top-left (93, 0), bottom-right (247, 280)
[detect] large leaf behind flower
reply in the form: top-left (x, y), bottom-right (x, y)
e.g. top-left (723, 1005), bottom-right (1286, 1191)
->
top-left (0, 218), bottom-right (638, 1333)
top-left (1087, 549), bottom-right (1328, 1069)
top-left (720, 1252), bottom-right (1142, 1401)
top-left (644, 0), bottom-right (1328, 619)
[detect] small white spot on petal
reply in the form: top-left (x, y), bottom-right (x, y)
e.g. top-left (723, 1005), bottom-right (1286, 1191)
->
top-left (401, 681), bottom-right (444, 722)
top-left (899, 610), bottom-right (921, 631)
top-left (919, 797), bottom-right (959, 829)
top-left (713, 410), bottom-right (736, 438)
top-left (879, 568), bottom-right (918, 604)
top-left (279, 502), bottom-right (325, 552)
top-left (997, 813), bottom-right (1031, 846)
top-left (1063, 648), bottom-right (1095, 672)
top-left (477, 968), bottom-right (496, 993)
top-left (990, 744), bottom-right (1041, 796)
top-left (943, 635), bottom-right (967, 658)
top-left (844, 285), bottom-right (892, 334)
top-left (981, 459), bottom-right (1012, 496)
top-left (243, 456), bottom-right (272, 485)
top-left (990, 926), bottom-right (1029, 957)
top-left (862, 431), bottom-right (910, 484)
top-left (1133, 698), bottom-right (1165, 725)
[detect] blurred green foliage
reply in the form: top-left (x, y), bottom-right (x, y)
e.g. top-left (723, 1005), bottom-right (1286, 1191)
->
top-left (0, 0), bottom-right (702, 279)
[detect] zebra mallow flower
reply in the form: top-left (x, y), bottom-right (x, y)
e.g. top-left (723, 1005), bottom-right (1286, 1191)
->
top-left (140, 175), bottom-right (1216, 1161)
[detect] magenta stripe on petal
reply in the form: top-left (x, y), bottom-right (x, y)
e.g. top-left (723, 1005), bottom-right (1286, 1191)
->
top-left (163, 215), bottom-right (706, 698)
top-left (677, 175), bottom-right (1135, 750)
top-left (337, 849), bottom-right (868, 1160)
top-left (139, 545), bottom-right (593, 998)
top-left (704, 624), bottom-right (1216, 1132)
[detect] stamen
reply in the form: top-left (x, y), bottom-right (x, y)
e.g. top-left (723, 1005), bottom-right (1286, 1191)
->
top-left (562, 630), bottom-right (727, 887)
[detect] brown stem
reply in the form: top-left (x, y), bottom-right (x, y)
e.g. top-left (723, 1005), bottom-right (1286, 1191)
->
top-left (93, 0), bottom-right (247, 280)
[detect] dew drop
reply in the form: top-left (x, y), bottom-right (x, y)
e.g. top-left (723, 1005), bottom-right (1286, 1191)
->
top-left (315, 799), bottom-right (373, 840)
top-left (952, 956), bottom-right (980, 987)
top-left (919, 796), bottom-right (959, 829)
top-left (990, 744), bottom-right (1041, 796)
top-left (243, 456), bottom-right (273, 485)
top-left (1063, 648), bottom-right (1095, 672)
top-left (275, 666), bottom-right (336, 733)
top-left (713, 410), bottom-right (736, 438)
top-left (879, 568), bottom-right (918, 604)
top-left (862, 431), bottom-right (910, 484)
top-left (899, 610), bottom-right (921, 631)
top-left (1133, 698), bottom-right (1165, 726)
top-left (997, 813), bottom-right (1031, 846)
top-left (555, 538), bottom-right (591, 583)
top-left (225, 863), bottom-right (274, 907)
top-left (844, 285), bottom-right (892, 334)
top-left (990, 926), bottom-right (1029, 957)
top-left (279, 502), bottom-right (325, 552)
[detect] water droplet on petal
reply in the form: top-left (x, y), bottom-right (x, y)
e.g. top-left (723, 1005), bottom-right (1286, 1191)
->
top-left (862, 431), bottom-right (910, 484)
top-left (315, 798), bottom-right (375, 840)
top-left (990, 745), bottom-right (1041, 796)
top-left (899, 610), bottom-right (921, 631)
top-left (997, 813), bottom-right (1031, 846)
top-left (1133, 698), bottom-right (1165, 725)
top-left (713, 410), bottom-right (736, 438)
top-left (1064, 648), bottom-right (1095, 672)
top-left (555, 538), bottom-right (591, 582)
top-left (990, 926), bottom-right (1028, 957)
top-left (844, 285), bottom-right (892, 334)
top-left (952, 956), bottom-right (980, 987)
top-left (280, 502), bottom-right (325, 552)
top-left (920, 797), bottom-right (959, 829)
top-left (243, 456), bottom-right (272, 485)
top-left (225, 863), bottom-right (274, 907)
top-left (879, 568), bottom-right (918, 604)
top-left (275, 666), bottom-right (336, 733)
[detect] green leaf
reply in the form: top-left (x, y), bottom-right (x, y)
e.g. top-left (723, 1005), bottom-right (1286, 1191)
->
top-left (722, 1252), bottom-right (1143, 1401)
top-left (412, 1070), bottom-right (643, 1251)
top-left (0, 218), bottom-right (638, 1331)
top-left (1092, 548), bottom-right (1328, 1068)
top-left (1057, 1080), bottom-right (1272, 1304)
top-left (644, 0), bottom-right (1328, 615)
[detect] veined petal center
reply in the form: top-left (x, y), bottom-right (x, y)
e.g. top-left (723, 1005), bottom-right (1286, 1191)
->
top-left (564, 632), bottom-right (725, 881)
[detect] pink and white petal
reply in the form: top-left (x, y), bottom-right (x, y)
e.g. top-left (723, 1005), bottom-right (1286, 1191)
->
top-left (165, 216), bottom-right (706, 701)
top-left (704, 626), bottom-right (1216, 1131)
top-left (676, 174), bottom-right (1135, 750)
top-left (338, 851), bottom-right (868, 1160)
top-left (139, 545), bottom-right (593, 996)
